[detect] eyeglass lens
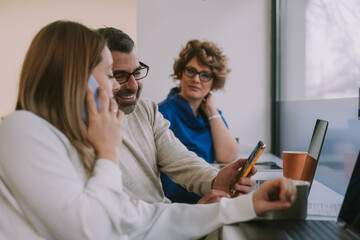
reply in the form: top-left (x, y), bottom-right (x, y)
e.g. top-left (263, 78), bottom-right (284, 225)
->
top-left (114, 63), bottom-right (149, 84)
top-left (184, 67), bottom-right (213, 81)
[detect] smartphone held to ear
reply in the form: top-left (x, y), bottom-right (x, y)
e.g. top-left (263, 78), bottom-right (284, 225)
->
top-left (82, 75), bottom-right (100, 126)
top-left (229, 140), bottom-right (266, 195)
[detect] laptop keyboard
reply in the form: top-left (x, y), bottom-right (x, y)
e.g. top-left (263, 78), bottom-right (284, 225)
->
top-left (307, 201), bottom-right (342, 217)
top-left (240, 220), bottom-right (354, 240)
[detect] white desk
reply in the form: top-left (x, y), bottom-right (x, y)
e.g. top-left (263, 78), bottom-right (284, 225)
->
top-left (213, 153), bottom-right (344, 240)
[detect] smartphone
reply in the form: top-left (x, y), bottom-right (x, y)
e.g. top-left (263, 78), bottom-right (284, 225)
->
top-left (82, 75), bottom-right (100, 126)
top-left (229, 140), bottom-right (266, 195)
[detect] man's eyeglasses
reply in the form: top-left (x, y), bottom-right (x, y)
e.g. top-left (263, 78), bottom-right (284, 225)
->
top-left (183, 67), bottom-right (214, 82)
top-left (113, 61), bottom-right (150, 84)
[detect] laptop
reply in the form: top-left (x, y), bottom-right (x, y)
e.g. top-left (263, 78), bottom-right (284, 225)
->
top-left (305, 119), bottom-right (329, 191)
top-left (256, 119), bottom-right (328, 192)
top-left (238, 151), bottom-right (360, 240)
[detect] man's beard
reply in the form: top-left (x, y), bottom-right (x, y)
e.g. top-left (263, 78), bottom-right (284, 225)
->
top-left (114, 86), bottom-right (142, 115)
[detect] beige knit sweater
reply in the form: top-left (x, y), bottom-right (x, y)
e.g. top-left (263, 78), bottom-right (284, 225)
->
top-left (119, 97), bottom-right (219, 203)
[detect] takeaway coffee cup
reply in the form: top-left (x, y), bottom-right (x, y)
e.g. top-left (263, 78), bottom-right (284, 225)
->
top-left (268, 180), bottom-right (309, 220)
top-left (282, 151), bottom-right (308, 180)
top-left (282, 151), bottom-right (316, 181)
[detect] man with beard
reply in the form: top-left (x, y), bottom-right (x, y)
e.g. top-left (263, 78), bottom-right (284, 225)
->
top-left (97, 27), bottom-right (256, 204)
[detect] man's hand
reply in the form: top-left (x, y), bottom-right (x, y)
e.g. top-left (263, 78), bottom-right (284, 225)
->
top-left (212, 158), bottom-right (257, 196)
top-left (197, 190), bottom-right (230, 204)
top-left (253, 177), bottom-right (297, 215)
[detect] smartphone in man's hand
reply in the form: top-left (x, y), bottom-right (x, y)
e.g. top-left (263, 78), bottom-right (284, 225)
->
top-left (229, 141), bottom-right (266, 195)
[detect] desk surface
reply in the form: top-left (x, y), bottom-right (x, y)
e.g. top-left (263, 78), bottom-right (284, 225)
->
top-left (212, 153), bottom-right (344, 240)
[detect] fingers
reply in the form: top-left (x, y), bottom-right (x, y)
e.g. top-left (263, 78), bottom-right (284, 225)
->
top-left (86, 85), bottom-right (97, 116)
top-left (232, 177), bottom-right (256, 196)
top-left (197, 190), bottom-right (230, 204)
top-left (252, 177), bottom-right (297, 215)
top-left (248, 166), bottom-right (258, 177)
top-left (88, 85), bottom-right (121, 117)
top-left (86, 86), bottom-right (122, 123)
top-left (98, 86), bottom-right (110, 113)
top-left (279, 178), bottom-right (297, 203)
top-left (207, 92), bottom-right (215, 104)
top-left (262, 200), bottom-right (292, 212)
top-left (109, 98), bottom-right (125, 125)
top-left (109, 98), bottom-right (118, 114)
top-left (110, 98), bottom-right (123, 121)
top-left (110, 98), bottom-right (125, 129)
top-left (230, 158), bottom-right (248, 170)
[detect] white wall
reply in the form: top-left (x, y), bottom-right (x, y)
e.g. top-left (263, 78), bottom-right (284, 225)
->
top-left (0, 0), bottom-right (137, 119)
top-left (0, 0), bottom-right (271, 153)
top-left (137, 0), bottom-right (271, 152)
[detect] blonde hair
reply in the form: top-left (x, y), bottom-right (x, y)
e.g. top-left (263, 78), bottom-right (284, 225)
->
top-left (16, 21), bottom-right (106, 175)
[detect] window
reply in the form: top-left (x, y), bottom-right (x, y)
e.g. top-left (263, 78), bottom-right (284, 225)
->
top-left (279, 0), bottom-right (360, 101)
top-left (273, 0), bottom-right (360, 195)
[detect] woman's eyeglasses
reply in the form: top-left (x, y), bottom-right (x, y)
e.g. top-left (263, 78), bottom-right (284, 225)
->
top-left (183, 67), bottom-right (214, 82)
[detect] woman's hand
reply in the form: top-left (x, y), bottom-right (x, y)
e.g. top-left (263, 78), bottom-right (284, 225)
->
top-left (201, 92), bottom-right (218, 117)
top-left (252, 177), bottom-right (297, 215)
top-left (84, 85), bottom-right (124, 165)
top-left (201, 92), bottom-right (240, 163)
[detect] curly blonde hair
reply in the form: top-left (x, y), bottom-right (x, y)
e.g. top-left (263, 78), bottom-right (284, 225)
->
top-left (172, 40), bottom-right (231, 91)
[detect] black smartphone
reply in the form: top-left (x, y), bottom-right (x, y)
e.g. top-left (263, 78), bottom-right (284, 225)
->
top-left (229, 140), bottom-right (266, 195)
top-left (82, 75), bottom-right (100, 126)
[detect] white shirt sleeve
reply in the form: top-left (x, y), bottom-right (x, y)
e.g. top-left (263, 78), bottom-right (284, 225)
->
top-left (0, 111), bottom-right (257, 240)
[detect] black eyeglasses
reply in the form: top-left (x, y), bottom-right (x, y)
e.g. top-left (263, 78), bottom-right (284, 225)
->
top-left (183, 67), bottom-right (214, 82)
top-left (113, 61), bottom-right (150, 84)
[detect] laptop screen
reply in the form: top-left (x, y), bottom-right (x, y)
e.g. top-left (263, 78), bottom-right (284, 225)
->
top-left (307, 119), bottom-right (328, 161)
top-left (338, 151), bottom-right (360, 233)
top-left (307, 119), bottom-right (328, 191)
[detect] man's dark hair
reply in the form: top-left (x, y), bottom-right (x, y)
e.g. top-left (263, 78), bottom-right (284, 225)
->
top-left (97, 27), bottom-right (134, 53)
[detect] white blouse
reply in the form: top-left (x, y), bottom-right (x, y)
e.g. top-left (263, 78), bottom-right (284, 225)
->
top-left (0, 111), bottom-right (256, 240)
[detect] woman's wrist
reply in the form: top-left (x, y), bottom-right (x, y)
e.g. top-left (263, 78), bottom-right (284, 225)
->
top-left (97, 149), bottom-right (119, 165)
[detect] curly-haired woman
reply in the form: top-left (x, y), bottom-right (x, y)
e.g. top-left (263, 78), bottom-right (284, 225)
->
top-left (159, 40), bottom-right (240, 203)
